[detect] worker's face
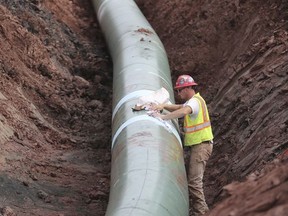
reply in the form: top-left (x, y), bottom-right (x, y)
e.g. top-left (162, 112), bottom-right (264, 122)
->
top-left (176, 87), bottom-right (187, 100)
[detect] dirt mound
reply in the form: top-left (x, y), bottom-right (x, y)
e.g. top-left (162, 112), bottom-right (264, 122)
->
top-left (0, 0), bottom-right (287, 215)
top-left (209, 162), bottom-right (288, 216)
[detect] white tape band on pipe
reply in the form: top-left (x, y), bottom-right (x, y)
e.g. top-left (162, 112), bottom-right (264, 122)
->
top-left (111, 115), bottom-right (182, 149)
top-left (112, 90), bottom-right (154, 120)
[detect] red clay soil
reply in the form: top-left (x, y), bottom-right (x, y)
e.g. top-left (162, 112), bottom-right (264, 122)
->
top-left (0, 0), bottom-right (287, 216)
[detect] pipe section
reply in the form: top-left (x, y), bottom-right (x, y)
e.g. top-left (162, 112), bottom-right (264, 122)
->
top-left (92, 0), bottom-right (189, 215)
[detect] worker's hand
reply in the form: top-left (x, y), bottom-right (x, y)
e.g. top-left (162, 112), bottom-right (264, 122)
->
top-left (147, 110), bottom-right (164, 119)
top-left (151, 112), bottom-right (163, 119)
top-left (150, 103), bottom-right (164, 111)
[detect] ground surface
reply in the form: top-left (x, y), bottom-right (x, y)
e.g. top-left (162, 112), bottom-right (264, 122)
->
top-left (0, 0), bottom-right (287, 216)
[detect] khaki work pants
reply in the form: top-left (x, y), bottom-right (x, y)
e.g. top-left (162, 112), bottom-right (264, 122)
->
top-left (188, 142), bottom-right (213, 216)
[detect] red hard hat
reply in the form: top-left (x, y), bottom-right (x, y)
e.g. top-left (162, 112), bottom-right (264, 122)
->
top-left (174, 75), bottom-right (198, 89)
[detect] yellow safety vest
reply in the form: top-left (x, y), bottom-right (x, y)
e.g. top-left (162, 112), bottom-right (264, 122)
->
top-left (184, 93), bottom-right (214, 146)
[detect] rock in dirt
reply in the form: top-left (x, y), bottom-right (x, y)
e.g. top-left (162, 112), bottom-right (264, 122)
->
top-left (37, 190), bottom-right (51, 203)
top-left (73, 75), bottom-right (90, 89)
top-left (1, 206), bottom-right (16, 216)
top-left (87, 100), bottom-right (103, 110)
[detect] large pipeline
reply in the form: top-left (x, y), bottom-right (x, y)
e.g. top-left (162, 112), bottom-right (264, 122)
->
top-left (92, 0), bottom-right (189, 215)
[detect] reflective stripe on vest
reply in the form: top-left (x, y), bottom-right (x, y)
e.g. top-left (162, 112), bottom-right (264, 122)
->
top-left (184, 121), bottom-right (211, 133)
top-left (184, 94), bottom-right (211, 134)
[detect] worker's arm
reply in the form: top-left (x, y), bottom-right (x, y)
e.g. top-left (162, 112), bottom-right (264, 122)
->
top-left (152, 103), bottom-right (183, 112)
top-left (153, 105), bottom-right (192, 120)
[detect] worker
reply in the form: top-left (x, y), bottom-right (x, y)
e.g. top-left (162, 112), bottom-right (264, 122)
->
top-left (151, 74), bottom-right (214, 216)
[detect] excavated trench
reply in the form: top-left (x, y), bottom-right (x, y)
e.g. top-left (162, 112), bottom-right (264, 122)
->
top-left (0, 0), bottom-right (287, 216)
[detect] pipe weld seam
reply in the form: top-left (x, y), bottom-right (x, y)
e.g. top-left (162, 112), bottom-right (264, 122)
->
top-left (112, 90), bottom-right (154, 120)
top-left (112, 115), bottom-right (182, 149)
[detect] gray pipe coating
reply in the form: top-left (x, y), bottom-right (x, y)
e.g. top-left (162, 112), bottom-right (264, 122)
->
top-left (92, 0), bottom-right (189, 215)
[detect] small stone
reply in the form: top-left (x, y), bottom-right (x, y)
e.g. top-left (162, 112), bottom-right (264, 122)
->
top-left (0, 92), bottom-right (7, 100)
top-left (89, 191), bottom-right (106, 200)
top-left (30, 174), bottom-right (38, 181)
top-left (37, 190), bottom-right (52, 203)
top-left (73, 76), bottom-right (90, 89)
top-left (22, 181), bottom-right (29, 187)
top-left (1, 206), bottom-right (16, 216)
top-left (37, 190), bottom-right (49, 200)
top-left (50, 172), bottom-right (57, 177)
top-left (87, 100), bottom-right (103, 109)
